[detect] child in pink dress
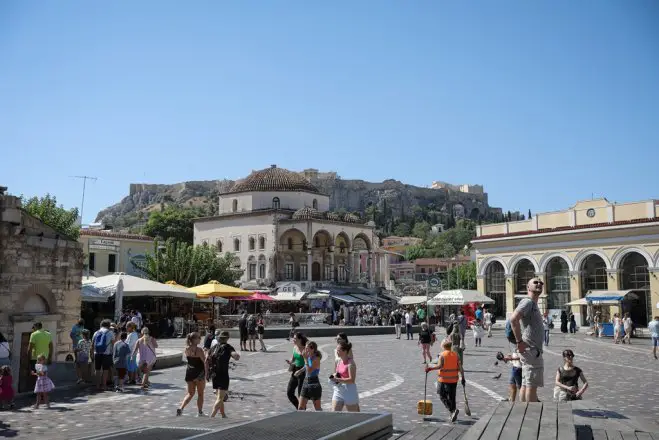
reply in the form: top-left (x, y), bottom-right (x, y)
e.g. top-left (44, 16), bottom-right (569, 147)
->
top-left (33, 354), bottom-right (55, 409)
top-left (0, 365), bottom-right (15, 410)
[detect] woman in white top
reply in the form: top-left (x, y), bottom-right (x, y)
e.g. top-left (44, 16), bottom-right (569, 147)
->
top-left (612, 313), bottom-right (622, 344)
top-left (622, 313), bottom-right (633, 345)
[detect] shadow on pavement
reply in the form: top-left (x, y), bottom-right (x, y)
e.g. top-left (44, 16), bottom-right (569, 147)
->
top-left (0, 420), bottom-right (18, 438)
top-left (573, 409), bottom-right (629, 420)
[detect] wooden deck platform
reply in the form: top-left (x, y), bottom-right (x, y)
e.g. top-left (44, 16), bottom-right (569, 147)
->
top-left (398, 401), bottom-right (659, 440)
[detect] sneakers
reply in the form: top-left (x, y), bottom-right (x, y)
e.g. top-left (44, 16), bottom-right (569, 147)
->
top-left (198, 411), bottom-right (205, 417)
top-left (450, 409), bottom-right (459, 422)
top-left (176, 408), bottom-right (182, 416)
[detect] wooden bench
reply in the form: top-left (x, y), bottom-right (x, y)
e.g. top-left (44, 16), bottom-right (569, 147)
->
top-left (455, 402), bottom-right (659, 440)
top-left (459, 402), bottom-right (575, 440)
top-left (396, 424), bottom-right (468, 440)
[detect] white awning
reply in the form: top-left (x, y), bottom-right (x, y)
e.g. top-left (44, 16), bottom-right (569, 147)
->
top-left (398, 296), bottom-right (429, 305)
top-left (83, 273), bottom-right (199, 299)
top-left (271, 291), bottom-right (307, 301)
top-left (427, 289), bottom-right (495, 306)
top-left (81, 284), bottom-right (109, 303)
top-left (565, 298), bottom-right (589, 306)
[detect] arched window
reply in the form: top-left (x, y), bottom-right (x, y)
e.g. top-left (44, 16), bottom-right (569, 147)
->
top-left (312, 199), bottom-right (318, 210)
top-left (216, 240), bottom-right (223, 252)
top-left (249, 237), bottom-right (255, 251)
top-left (272, 197), bottom-right (280, 209)
top-left (287, 237), bottom-right (293, 250)
top-left (234, 238), bottom-right (240, 252)
top-left (259, 236), bottom-right (265, 250)
top-left (232, 199), bottom-right (238, 212)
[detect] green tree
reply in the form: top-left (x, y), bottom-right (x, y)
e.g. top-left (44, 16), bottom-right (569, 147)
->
top-left (446, 261), bottom-right (477, 289)
top-left (528, 209), bottom-right (532, 219)
top-left (365, 204), bottom-right (379, 224)
top-left (393, 222), bottom-right (412, 237)
top-left (412, 221), bottom-right (431, 240)
top-left (143, 206), bottom-right (205, 244)
top-left (21, 194), bottom-right (80, 239)
top-left (405, 244), bottom-right (427, 261)
top-left (132, 239), bottom-right (243, 286)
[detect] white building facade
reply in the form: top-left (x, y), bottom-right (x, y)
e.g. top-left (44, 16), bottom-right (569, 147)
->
top-left (193, 165), bottom-right (389, 292)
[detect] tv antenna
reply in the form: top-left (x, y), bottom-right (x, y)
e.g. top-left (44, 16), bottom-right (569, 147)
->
top-left (70, 175), bottom-right (98, 225)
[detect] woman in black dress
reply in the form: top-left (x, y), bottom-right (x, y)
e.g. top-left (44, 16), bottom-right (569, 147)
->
top-left (177, 332), bottom-right (207, 416)
top-left (560, 311), bottom-right (568, 333)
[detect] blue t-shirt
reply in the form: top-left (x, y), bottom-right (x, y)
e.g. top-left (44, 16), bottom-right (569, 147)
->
top-left (649, 320), bottom-right (659, 338)
top-left (475, 309), bottom-right (483, 321)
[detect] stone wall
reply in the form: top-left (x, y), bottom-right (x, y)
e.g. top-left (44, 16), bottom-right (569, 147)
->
top-left (0, 191), bottom-right (83, 389)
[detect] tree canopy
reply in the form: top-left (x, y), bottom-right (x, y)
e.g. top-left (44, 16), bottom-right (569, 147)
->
top-left (142, 206), bottom-right (206, 244)
top-left (21, 194), bottom-right (81, 239)
top-left (403, 219), bottom-right (476, 260)
top-left (131, 239), bottom-right (243, 287)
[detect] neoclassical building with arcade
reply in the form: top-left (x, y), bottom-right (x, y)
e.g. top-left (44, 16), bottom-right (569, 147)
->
top-left (472, 198), bottom-right (659, 326)
top-left (193, 165), bottom-right (388, 293)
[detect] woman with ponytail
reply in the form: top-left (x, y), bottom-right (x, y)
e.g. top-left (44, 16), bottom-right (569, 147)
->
top-left (298, 341), bottom-right (322, 411)
top-left (176, 332), bottom-right (207, 416)
top-left (331, 341), bottom-right (359, 412)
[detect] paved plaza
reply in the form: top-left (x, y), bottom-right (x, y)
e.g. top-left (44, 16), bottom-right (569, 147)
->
top-left (1, 330), bottom-right (657, 439)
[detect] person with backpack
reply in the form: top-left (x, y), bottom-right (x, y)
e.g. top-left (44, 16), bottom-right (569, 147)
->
top-left (208, 331), bottom-right (240, 418)
top-left (91, 320), bottom-right (114, 391)
top-left (508, 278), bottom-right (545, 403)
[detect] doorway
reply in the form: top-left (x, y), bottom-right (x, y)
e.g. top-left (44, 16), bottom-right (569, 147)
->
top-left (312, 262), bottom-right (321, 281)
top-left (18, 332), bottom-right (36, 393)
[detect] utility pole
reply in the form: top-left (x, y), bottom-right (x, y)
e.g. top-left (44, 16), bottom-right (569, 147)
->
top-left (70, 175), bottom-right (98, 225)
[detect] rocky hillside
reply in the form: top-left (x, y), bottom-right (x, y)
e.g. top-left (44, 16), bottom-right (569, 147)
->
top-left (95, 171), bottom-right (503, 229)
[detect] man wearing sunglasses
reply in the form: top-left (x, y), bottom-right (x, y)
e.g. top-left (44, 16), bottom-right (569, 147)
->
top-left (509, 278), bottom-right (545, 402)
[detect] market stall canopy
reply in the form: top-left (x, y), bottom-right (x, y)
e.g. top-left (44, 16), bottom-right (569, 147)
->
top-left (585, 290), bottom-right (638, 303)
top-left (189, 280), bottom-right (249, 298)
top-left (81, 284), bottom-right (109, 303)
top-left (427, 289), bottom-right (495, 306)
top-left (349, 293), bottom-right (381, 303)
top-left (83, 273), bottom-right (199, 299)
top-left (565, 298), bottom-right (589, 306)
top-left (398, 296), bottom-right (429, 305)
top-left (232, 292), bottom-right (275, 301)
top-left (306, 292), bottom-right (330, 300)
top-left (330, 294), bottom-right (363, 304)
top-left (272, 282), bottom-right (307, 301)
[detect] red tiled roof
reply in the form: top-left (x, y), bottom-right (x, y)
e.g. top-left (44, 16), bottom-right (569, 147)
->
top-left (227, 165), bottom-right (320, 194)
top-left (80, 229), bottom-right (154, 241)
top-left (474, 217), bottom-right (659, 241)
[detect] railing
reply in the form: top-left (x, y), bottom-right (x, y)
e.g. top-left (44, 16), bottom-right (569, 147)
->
top-left (212, 313), bottom-right (331, 329)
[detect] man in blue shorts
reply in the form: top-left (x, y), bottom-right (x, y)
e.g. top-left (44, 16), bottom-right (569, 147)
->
top-left (649, 316), bottom-right (659, 360)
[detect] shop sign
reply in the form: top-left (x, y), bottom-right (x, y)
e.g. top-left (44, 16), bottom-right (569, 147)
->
top-left (89, 239), bottom-right (121, 252)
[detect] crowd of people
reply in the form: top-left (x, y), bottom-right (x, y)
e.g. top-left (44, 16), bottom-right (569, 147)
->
top-left (1, 284), bottom-right (657, 422)
top-left (172, 329), bottom-right (360, 418)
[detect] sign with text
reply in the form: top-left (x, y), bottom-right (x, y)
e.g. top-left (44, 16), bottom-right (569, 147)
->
top-left (430, 291), bottom-right (464, 305)
top-left (89, 239), bottom-right (120, 252)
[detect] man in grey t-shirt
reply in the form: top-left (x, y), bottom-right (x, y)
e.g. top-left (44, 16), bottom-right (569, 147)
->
top-left (509, 278), bottom-right (545, 402)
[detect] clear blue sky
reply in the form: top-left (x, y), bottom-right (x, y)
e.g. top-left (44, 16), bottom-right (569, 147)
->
top-left (2, 1), bottom-right (658, 223)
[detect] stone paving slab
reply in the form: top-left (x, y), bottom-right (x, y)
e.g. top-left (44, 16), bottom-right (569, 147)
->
top-left (1, 331), bottom-right (657, 439)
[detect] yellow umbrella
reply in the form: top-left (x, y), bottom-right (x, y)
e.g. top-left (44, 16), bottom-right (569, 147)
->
top-left (188, 280), bottom-right (249, 298)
